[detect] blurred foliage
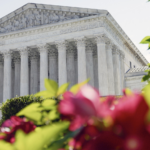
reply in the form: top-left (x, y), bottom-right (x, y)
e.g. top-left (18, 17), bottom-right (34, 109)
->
top-left (0, 79), bottom-right (88, 150)
top-left (0, 95), bottom-right (43, 126)
top-left (140, 36), bottom-right (150, 50)
top-left (142, 63), bottom-right (150, 83)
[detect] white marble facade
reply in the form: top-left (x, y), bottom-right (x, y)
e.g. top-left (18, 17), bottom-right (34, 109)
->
top-left (0, 3), bottom-right (148, 102)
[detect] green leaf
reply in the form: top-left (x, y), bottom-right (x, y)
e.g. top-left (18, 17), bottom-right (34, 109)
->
top-left (14, 130), bottom-right (26, 150)
top-left (0, 141), bottom-right (15, 150)
top-left (42, 99), bottom-right (56, 107)
top-left (14, 122), bottom-right (70, 150)
top-left (148, 43), bottom-right (150, 50)
top-left (45, 79), bottom-right (58, 95)
top-left (34, 91), bottom-right (55, 98)
top-left (148, 63), bottom-right (150, 67)
top-left (57, 83), bottom-right (70, 96)
top-left (140, 36), bottom-right (150, 44)
top-left (142, 75), bottom-right (150, 82)
top-left (17, 103), bottom-right (43, 122)
top-left (48, 109), bottom-right (60, 120)
top-left (70, 79), bottom-right (90, 94)
top-left (48, 128), bottom-right (82, 150)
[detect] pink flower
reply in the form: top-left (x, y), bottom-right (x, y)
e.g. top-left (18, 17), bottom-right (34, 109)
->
top-left (58, 85), bottom-right (101, 131)
top-left (0, 116), bottom-right (36, 143)
top-left (70, 93), bottom-right (150, 150)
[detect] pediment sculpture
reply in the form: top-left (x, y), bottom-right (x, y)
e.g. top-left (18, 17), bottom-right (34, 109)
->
top-left (0, 8), bottom-right (96, 34)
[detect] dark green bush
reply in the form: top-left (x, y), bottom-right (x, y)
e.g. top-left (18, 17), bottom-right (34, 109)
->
top-left (0, 95), bottom-right (43, 126)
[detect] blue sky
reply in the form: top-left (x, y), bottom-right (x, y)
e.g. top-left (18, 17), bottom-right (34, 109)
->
top-left (0, 0), bottom-right (150, 62)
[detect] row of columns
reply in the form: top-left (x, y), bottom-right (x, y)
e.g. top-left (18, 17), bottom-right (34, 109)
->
top-left (1, 34), bottom-right (125, 102)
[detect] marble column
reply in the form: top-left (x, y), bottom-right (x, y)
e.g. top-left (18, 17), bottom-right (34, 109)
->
top-left (93, 47), bottom-right (99, 89)
top-left (14, 55), bottom-right (20, 97)
top-left (30, 52), bottom-right (39, 94)
top-left (20, 48), bottom-right (29, 96)
top-left (75, 38), bottom-right (87, 83)
top-left (95, 35), bottom-right (108, 96)
top-left (49, 47), bottom-right (58, 82)
top-left (67, 45), bottom-right (75, 88)
top-left (3, 51), bottom-right (12, 101)
top-left (112, 46), bottom-right (121, 95)
top-left (106, 42), bottom-right (115, 95)
top-left (38, 45), bottom-right (48, 91)
top-left (0, 57), bottom-right (3, 103)
top-left (56, 41), bottom-right (67, 86)
top-left (120, 51), bottom-right (125, 93)
top-left (86, 43), bottom-right (94, 86)
top-left (74, 52), bottom-right (78, 84)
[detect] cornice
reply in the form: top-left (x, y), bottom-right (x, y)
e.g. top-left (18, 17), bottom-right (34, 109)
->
top-left (125, 76), bottom-right (144, 81)
top-left (106, 13), bottom-right (148, 65)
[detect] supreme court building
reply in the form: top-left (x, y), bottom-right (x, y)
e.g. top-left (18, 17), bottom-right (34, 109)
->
top-left (0, 3), bottom-right (148, 102)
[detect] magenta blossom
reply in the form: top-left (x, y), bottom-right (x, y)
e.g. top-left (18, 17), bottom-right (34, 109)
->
top-left (0, 116), bottom-right (36, 143)
top-left (58, 85), bottom-right (101, 131)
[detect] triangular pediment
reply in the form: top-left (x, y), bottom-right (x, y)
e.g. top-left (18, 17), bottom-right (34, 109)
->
top-left (0, 3), bottom-right (107, 34)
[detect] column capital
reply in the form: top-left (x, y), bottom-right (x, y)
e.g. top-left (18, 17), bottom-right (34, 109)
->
top-left (19, 47), bottom-right (28, 55)
top-left (2, 50), bottom-right (12, 58)
top-left (74, 37), bottom-right (86, 47)
top-left (55, 40), bottom-right (66, 50)
top-left (94, 34), bottom-right (107, 44)
top-left (37, 44), bottom-right (48, 53)
top-left (106, 41), bottom-right (113, 50)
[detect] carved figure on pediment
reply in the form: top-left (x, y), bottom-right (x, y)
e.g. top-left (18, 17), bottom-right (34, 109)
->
top-left (13, 19), bottom-right (20, 30)
top-left (35, 12), bottom-right (42, 26)
top-left (26, 10), bottom-right (35, 27)
top-left (43, 11), bottom-right (49, 24)
top-left (71, 13), bottom-right (80, 19)
top-left (20, 15), bottom-right (27, 29)
top-left (5, 21), bottom-right (13, 32)
top-left (49, 11), bottom-right (59, 23)
top-left (58, 12), bottom-right (67, 22)
top-left (65, 12), bottom-right (72, 20)
top-left (80, 13), bottom-right (85, 18)
top-left (0, 25), bottom-right (6, 33)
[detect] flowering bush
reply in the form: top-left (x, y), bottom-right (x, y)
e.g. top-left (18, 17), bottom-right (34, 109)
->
top-left (0, 95), bottom-right (43, 126)
top-left (1, 78), bottom-right (150, 150)
top-left (0, 116), bottom-right (36, 143)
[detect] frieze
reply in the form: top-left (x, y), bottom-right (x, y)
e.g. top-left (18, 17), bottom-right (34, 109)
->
top-left (60, 21), bottom-right (101, 34)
